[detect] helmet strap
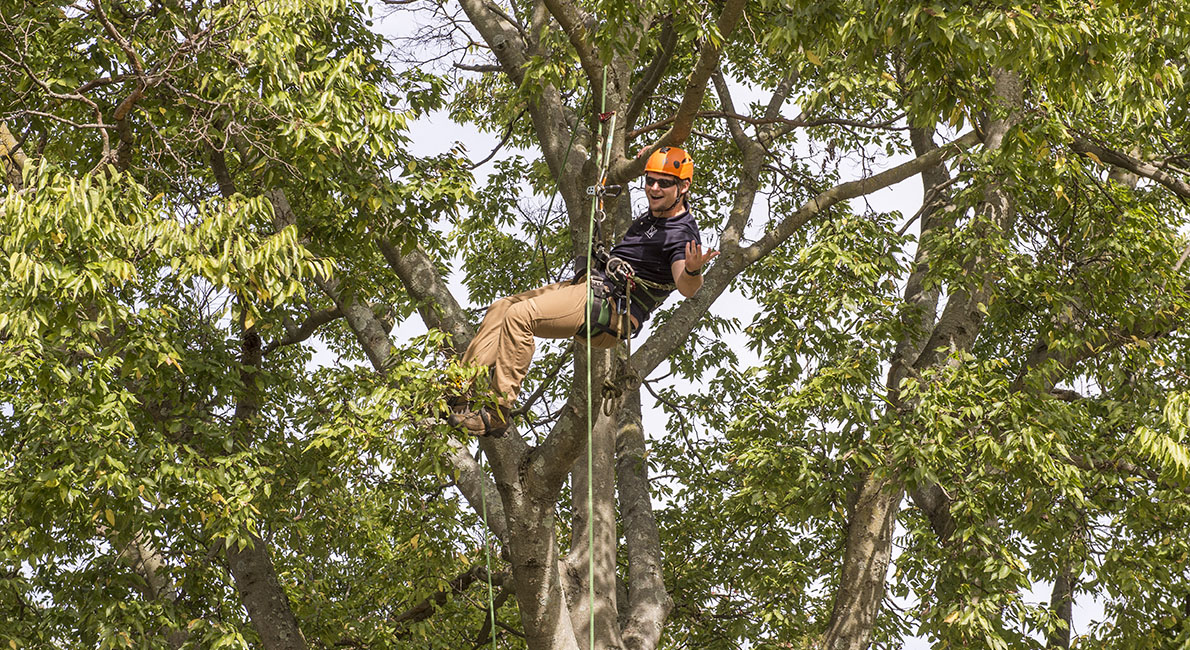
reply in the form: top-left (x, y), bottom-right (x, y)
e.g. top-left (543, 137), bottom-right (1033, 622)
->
top-left (661, 185), bottom-right (689, 214)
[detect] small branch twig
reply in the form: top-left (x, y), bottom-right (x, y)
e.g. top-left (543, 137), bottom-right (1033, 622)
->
top-left (466, 109), bottom-right (525, 170)
top-left (263, 307), bottom-right (344, 354)
top-left (630, 110), bottom-right (908, 140)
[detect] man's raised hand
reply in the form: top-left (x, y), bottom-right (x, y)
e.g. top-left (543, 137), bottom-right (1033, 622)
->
top-left (684, 240), bottom-right (719, 274)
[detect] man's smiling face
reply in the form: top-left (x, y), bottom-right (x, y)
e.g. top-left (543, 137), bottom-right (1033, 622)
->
top-left (644, 174), bottom-right (688, 217)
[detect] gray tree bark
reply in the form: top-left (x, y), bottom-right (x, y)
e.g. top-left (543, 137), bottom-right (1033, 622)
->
top-left (1047, 564), bottom-right (1075, 648)
top-left (567, 361), bottom-right (622, 649)
top-left (616, 390), bottom-right (672, 650)
top-left (225, 531), bottom-right (309, 650)
top-left (228, 326), bottom-right (308, 650)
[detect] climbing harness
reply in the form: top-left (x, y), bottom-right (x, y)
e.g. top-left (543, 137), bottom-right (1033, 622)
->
top-left (574, 241), bottom-right (677, 343)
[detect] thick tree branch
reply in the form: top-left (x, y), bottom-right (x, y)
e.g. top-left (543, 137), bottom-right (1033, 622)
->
top-left (208, 140), bottom-right (236, 198)
top-left (311, 275), bottom-right (395, 371)
top-left (225, 533), bottom-right (309, 650)
top-left (822, 477), bottom-right (903, 649)
top-left (540, 0), bottom-right (600, 92)
top-left (118, 532), bottom-right (190, 649)
top-left (91, 0), bottom-right (147, 75)
top-left (376, 239), bottom-right (474, 354)
top-left (306, 267), bottom-right (518, 541)
top-left (614, 0), bottom-right (747, 182)
top-left (746, 130), bottom-right (981, 268)
top-left (710, 70), bottom-right (749, 150)
top-left (226, 324), bottom-right (309, 650)
top-left (391, 564), bottom-right (491, 626)
top-left (1070, 136), bottom-right (1190, 199)
top-left (113, 86), bottom-right (146, 171)
top-left (527, 354), bottom-right (608, 493)
top-left (449, 441), bottom-right (511, 543)
top-left (119, 532), bottom-right (177, 602)
top-left (1011, 305), bottom-right (1182, 400)
top-left (1048, 563), bottom-right (1074, 648)
top-left (910, 483), bottom-right (957, 543)
top-left (914, 70), bottom-right (1024, 372)
top-left (888, 125), bottom-right (952, 389)
top-left (895, 124), bottom-right (964, 547)
top-left (456, 0), bottom-right (587, 216)
top-left (892, 76), bottom-right (1025, 583)
top-left (486, 2), bottom-right (528, 41)
top-left (73, 72), bottom-right (137, 94)
top-left (657, 0), bottom-right (746, 146)
top-left (716, 72), bottom-right (798, 246)
top-left (266, 192), bottom-right (514, 545)
top-left (762, 74), bottom-right (799, 125)
top-left (869, 72), bottom-right (1027, 650)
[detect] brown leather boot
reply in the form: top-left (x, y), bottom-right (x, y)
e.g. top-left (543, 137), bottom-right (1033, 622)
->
top-left (448, 404), bottom-right (510, 438)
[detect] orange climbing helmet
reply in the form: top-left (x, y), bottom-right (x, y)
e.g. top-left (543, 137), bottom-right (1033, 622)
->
top-left (644, 146), bottom-right (693, 181)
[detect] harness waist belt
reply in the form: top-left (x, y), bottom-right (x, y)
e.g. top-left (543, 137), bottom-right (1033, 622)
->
top-left (572, 253), bottom-right (676, 341)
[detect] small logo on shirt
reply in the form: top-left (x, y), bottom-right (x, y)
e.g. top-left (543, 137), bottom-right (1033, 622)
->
top-left (643, 225), bottom-right (658, 238)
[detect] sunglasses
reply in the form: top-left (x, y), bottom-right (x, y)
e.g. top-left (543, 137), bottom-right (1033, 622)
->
top-left (643, 175), bottom-right (679, 189)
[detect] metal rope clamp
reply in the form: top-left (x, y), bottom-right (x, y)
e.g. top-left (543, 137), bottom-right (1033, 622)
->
top-left (604, 256), bottom-right (635, 317)
top-left (604, 256), bottom-right (634, 284)
top-left (586, 184), bottom-right (622, 198)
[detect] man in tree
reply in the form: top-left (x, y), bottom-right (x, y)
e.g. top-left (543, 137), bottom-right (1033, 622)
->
top-left (448, 146), bottom-right (719, 436)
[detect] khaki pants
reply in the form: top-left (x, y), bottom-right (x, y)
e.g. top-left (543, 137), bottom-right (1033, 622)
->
top-left (462, 281), bottom-right (629, 408)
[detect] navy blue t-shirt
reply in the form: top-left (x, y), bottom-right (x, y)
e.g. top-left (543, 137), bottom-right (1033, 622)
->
top-left (607, 209), bottom-right (701, 323)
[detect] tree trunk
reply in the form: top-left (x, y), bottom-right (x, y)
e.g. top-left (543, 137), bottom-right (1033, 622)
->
top-left (616, 389), bottom-right (672, 650)
top-left (1047, 564), bottom-right (1075, 648)
top-left (503, 493), bottom-right (581, 650)
top-left (226, 532), bottom-right (309, 650)
top-left (228, 328), bottom-right (308, 650)
top-left (822, 474), bottom-right (902, 650)
top-left (568, 405), bottom-right (621, 649)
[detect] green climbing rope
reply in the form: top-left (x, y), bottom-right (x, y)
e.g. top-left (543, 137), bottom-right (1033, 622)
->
top-left (585, 64), bottom-right (613, 650)
top-left (475, 66), bottom-right (613, 650)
